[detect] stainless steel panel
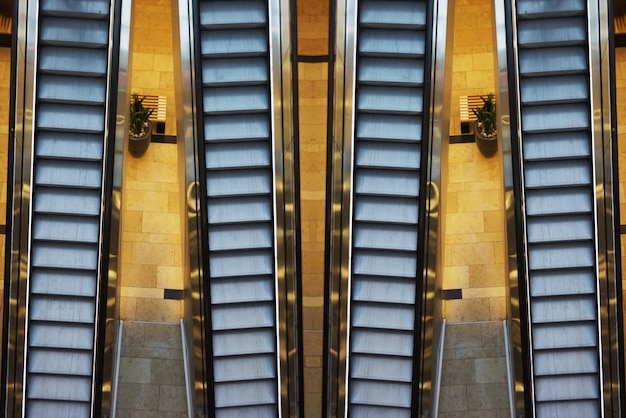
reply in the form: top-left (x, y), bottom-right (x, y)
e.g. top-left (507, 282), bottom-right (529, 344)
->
top-left (31, 270), bottom-right (98, 297)
top-left (354, 224), bottom-right (418, 251)
top-left (28, 375), bottom-right (92, 400)
top-left (529, 269), bottom-right (596, 297)
top-left (354, 196), bottom-right (418, 223)
top-left (350, 380), bottom-right (412, 407)
top-left (207, 196), bottom-right (272, 223)
top-left (352, 303), bottom-right (415, 330)
top-left (535, 401), bottom-right (598, 418)
top-left (521, 103), bottom-right (589, 132)
top-left (41, 0), bottom-right (110, 15)
top-left (29, 297), bottom-right (96, 323)
top-left (349, 405), bottom-right (411, 418)
top-left (211, 303), bottom-right (275, 330)
top-left (204, 114), bottom-right (270, 141)
top-left (215, 406), bottom-right (277, 418)
top-left (33, 215), bottom-right (100, 242)
top-left (38, 75), bottom-right (106, 104)
top-left (358, 58), bottom-right (424, 85)
top-left (527, 242), bottom-right (594, 269)
top-left (515, 0), bottom-right (585, 15)
top-left (531, 297), bottom-right (597, 323)
top-left (205, 142), bottom-right (271, 169)
top-left (202, 57), bottom-right (268, 85)
top-left (520, 75), bottom-right (588, 104)
top-left (358, 86), bottom-right (423, 113)
top-left (534, 350), bottom-right (598, 374)
top-left (34, 188), bottom-right (102, 215)
top-left (210, 277), bottom-right (274, 304)
top-left (212, 329), bottom-right (275, 356)
top-left (199, 1), bottom-right (266, 27)
top-left (39, 17), bottom-right (108, 46)
top-left (31, 243), bottom-right (98, 269)
top-left (201, 29), bottom-right (267, 56)
top-left (206, 169), bottom-right (271, 196)
top-left (353, 251), bottom-right (417, 277)
top-left (350, 356), bottom-right (413, 381)
top-left (518, 46), bottom-right (587, 75)
top-left (525, 188), bottom-right (592, 216)
top-left (360, 0), bottom-right (425, 27)
top-left (209, 251), bottom-right (273, 277)
top-left (208, 223), bottom-right (273, 250)
top-left (523, 160), bottom-right (591, 188)
top-left (213, 355), bottom-right (276, 382)
top-left (357, 114), bottom-right (422, 141)
top-left (352, 277), bottom-right (416, 304)
top-left (37, 103), bottom-right (105, 132)
top-left (351, 330), bottom-right (414, 356)
top-left (28, 323), bottom-right (94, 349)
top-left (28, 402), bottom-right (91, 417)
top-left (359, 29), bottom-right (425, 56)
top-left (534, 374), bottom-right (599, 400)
top-left (37, 132), bottom-right (104, 160)
top-left (356, 142), bottom-right (420, 169)
top-left (354, 169), bottom-right (419, 196)
top-left (28, 350), bottom-right (93, 375)
top-left (522, 131), bottom-right (590, 160)
top-left (35, 160), bottom-right (103, 188)
top-left (517, 17), bottom-right (586, 46)
top-left (214, 380), bottom-right (277, 407)
top-left (39, 46), bottom-right (108, 75)
top-left (532, 322), bottom-right (597, 349)
top-left (204, 86), bottom-right (269, 113)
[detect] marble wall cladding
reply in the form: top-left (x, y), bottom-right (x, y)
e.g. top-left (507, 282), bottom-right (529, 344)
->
top-left (130, 0), bottom-right (176, 136)
top-left (443, 141), bottom-right (506, 322)
top-left (438, 322), bottom-right (510, 418)
top-left (617, 47), bottom-right (626, 378)
top-left (120, 141), bottom-right (183, 322)
top-left (297, 0), bottom-right (330, 415)
top-left (115, 321), bottom-right (187, 417)
top-left (0, 46), bottom-right (8, 357)
top-left (450, 0), bottom-right (496, 136)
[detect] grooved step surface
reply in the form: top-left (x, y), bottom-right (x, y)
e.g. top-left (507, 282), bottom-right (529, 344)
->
top-left (25, 1), bottom-right (113, 415)
top-left (198, 0), bottom-right (279, 414)
top-left (515, 1), bottom-right (601, 415)
top-left (347, 1), bottom-right (430, 416)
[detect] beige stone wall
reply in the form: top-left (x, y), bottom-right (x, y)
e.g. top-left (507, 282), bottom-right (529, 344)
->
top-left (617, 47), bottom-right (626, 364)
top-left (298, 0), bottom-right (329, 416)
top-left (0, 46), bottom-right (8, 350)
top-left (449, 0), bottom-right (497, 136)
top-left (129, 0), bottom-right (176, 136)
top-left (120, 0), bottom-right (182, 322)
top-left (443, 0), bottom-right (506, 321)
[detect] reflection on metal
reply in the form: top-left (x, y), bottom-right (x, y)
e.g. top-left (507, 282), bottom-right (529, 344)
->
top-left (3, 0), bottom-right (121, 416)
top-left (505, 0), bottom-right (623, 415)
top-left (431, 319), bottom-right (446, 417)
top-left (326, 0), bottom-right (449, 416)
top-left (178, 0), bottom-right (298, 415)
top-left (494, 0), bottom-right (526, 415)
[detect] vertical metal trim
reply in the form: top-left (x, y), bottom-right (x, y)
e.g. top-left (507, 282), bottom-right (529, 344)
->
top-left (418, 0), bottom-right (452, 414)
top-left (339, 0), bottom-right (358, 416)
top-left (497, 0), bottom-right (529, 416)
top-left (2, 0), bottom-right (31, 415)
top-left (268, 0), bottom-right (295, 414)
top-left (95, 0), bottom-right (124, 414)
top-left (173, 0), bottom-right (209, 414)
top-left (502, 0), bottom-right (535, 415)
top-left (589, 0), bottom-right (623, 415)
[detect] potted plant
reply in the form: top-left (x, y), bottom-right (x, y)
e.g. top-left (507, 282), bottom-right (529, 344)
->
top-left (472, 93), bottom-right (497, 157)
top-left (128, 93), bottom-right (154, 157)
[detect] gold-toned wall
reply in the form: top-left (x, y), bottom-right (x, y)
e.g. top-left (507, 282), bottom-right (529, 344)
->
top-left (443, 0), bottom-right (506, 321)
top-left (297, 0), bottom-right (329, 415)
top-left (617, 46), bottom-right (626, 368)
top-left (119, 0), bottom-right (183, 322)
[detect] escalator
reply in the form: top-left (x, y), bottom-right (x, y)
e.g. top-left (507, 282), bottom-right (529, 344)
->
top-left (19, 0), bottom-right (116, 416)
top-left (345, 0), bottom-right (432, 416)
top-left (194, 1), bottom-right (281, 416)
top-left (511, 0), bottom-right (602, 415)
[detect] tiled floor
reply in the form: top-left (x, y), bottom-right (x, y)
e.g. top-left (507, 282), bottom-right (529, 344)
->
top-left (438, 322), bottom-right (511, 418)
top-left (115, 321), bottom-right (188, 417)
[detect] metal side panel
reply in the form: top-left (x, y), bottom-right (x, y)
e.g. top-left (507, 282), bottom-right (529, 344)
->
top-left (22, 0), bottom-right (113, 416)
top-left (196, 1), bottom-right (279, 415)
top-left (346, 0), bottom-right (430, 416)
top-left (513, 1), bottom-right (602, 415)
